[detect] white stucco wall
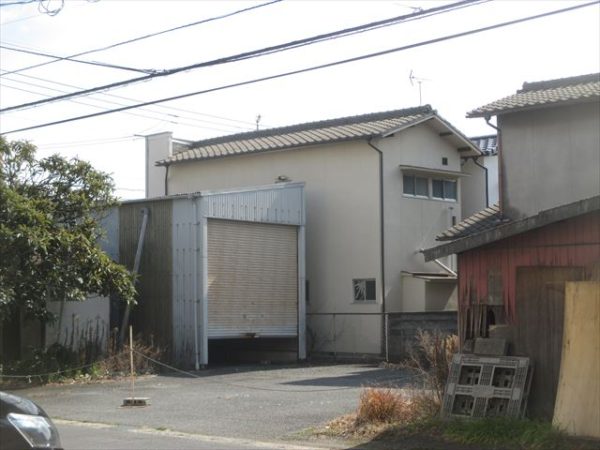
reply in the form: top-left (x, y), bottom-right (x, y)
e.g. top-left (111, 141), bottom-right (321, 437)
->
top-left (499, 102), bottom-right (600, 218)
top-left (146, 132), bottom-right (172, 198)
top-left (165, 141), bottom-right (383, 355)
top-left (376, 123), bottom-right (463, 313)
top-left (148, 122), bottom-right (476, 354)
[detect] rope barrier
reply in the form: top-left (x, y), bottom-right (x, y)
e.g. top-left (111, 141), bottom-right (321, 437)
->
top-left (0, 354), bottom-right (121, 380)
top-left (0, 347), bottom-right (403, 393)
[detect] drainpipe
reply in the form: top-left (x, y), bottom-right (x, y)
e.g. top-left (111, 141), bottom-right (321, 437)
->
top-left (192, 196), bottom-right (200, 371)
top-left (472, 157), bottom-right (489, 208)
top-left (164, 164), bottom-right (170, 196)
top-left (367, 139), bottom-right (387, 360)
top-left (484, 116), bottom-right (502, 211)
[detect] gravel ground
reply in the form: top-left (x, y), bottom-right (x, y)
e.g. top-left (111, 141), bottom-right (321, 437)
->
top-left (9, 363), bottom-right (411, 446)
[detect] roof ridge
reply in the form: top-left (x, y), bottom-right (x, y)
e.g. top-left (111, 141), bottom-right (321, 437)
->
top-left (519, 73), bottom-right (600, 93)
top-left (189, 105), bottom-right (433, 149)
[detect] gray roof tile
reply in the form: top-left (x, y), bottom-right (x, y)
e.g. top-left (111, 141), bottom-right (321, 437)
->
top-left (468, 73), bottom-right (600, 117)
top-left (470, 134), bottom-right (497, 155)
top-left (157, 106), bottom-right (435, 166)
top-left (436, 204), bottom-right (509, 241)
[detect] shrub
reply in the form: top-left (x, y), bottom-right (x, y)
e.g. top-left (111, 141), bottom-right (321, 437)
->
top-left (356, 388), bottom-right (400, 425)
top-left (402, 329), bottom-right (458, 405)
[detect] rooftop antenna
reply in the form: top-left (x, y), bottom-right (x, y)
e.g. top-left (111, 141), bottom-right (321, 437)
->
top-left (255, 114), bottom-right (262, 131)
top-left (409, 70), bottom-right (431, 106)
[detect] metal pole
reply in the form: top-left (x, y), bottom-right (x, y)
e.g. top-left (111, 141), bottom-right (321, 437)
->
top-left (120, 208), bottom-right (149, 346)
top-left (129, 325), bottom-right (135, 400)
top-left (332, 314), bottom-right (337, 360)
top-left (384, 313), bottom-right (389, 362)
top-left (192, 199), bottom-right (200, 370)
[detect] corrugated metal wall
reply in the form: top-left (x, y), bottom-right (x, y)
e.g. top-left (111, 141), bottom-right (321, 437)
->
top-left (171, 198), bottom-right (199, 365)
top-left (207, 219), bottom-right (298, 338)
top-left (119, 200), bottom-right (173, 352)
top-left (458, 211), bottom-right (600, 319)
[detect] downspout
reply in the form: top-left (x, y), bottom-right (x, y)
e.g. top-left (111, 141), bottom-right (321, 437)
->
top-left (484, 116), bottom-right (502, 211)
top-left (367, 139), bottom-right (387, 360)
top-left (473, 157), bottom-right (489, 208)
top-left (164, 164), bottom-right (170, 196)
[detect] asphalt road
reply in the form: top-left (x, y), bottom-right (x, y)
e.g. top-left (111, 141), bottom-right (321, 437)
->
top-left (11, 363), bottom-right (411, 450)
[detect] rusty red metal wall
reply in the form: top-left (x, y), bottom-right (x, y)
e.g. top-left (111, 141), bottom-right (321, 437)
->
top-left (458, 211), bottom-right (600, 321)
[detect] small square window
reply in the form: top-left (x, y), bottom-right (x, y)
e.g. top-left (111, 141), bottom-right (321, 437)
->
top-left (353, 279), bottom-right (376, 302)
top-left (442, 157), bottom-right (448, 166)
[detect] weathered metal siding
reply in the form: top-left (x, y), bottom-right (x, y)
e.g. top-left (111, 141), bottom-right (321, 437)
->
top-left (201, 184), bottom-right (304, 225)
top-left (171, 198), bottom-right (200, 365)
top-left (457, 211), bottom-right (600, 320)
top-left (119, 200), bottom-right (173, 351)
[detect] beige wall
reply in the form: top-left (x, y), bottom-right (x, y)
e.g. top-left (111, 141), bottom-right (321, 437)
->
top-left (376, 123), bottom-right (463, 313)
top-left (146, 132), bottom-right (172, 198)
top-left (153, 122), bottom-right (474, 354)
top-left (499, 102), bottom-right (600, 218)
top-left (167, 141), bottom-right (383, 354)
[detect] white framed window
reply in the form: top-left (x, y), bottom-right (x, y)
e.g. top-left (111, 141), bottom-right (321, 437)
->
top-left (432, 178), bottom-right (457, 201)
top-left (353, 278), bottom-right (376, 302)
top-left (403, 174), bottom-right (429, 197)
top-left (403, 174), bottom-right (458, 202)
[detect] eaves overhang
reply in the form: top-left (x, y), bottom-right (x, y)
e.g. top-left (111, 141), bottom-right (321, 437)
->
top-left (422, 195), bottom-right (600, 261)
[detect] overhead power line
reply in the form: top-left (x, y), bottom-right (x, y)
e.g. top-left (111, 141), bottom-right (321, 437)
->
top-left (1, 70), bottom-right (259, 129)
top-left (0, 0), bottom-right (488, 113)
top-left (0, 0), bottom-right (283, 77)
top-left (1, 1), bottom-right (596, 136)
top-left (0, 44), bottom-right (157, 74)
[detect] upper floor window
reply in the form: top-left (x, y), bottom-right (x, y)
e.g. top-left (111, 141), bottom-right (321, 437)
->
top-left (403, 175), bottom-right (458, 202)
top-left (403, 175), bottom-right (429, 197)
top-left (432, 179), bottom-right (457, 201)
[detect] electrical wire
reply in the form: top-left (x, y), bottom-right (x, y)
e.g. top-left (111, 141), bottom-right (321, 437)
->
top-left (1, 77), bottom-right (252, 132)
top-left (0, 0), bottom-right (489, 113)
top-left (1, 1), bottom-right (596, 136)
top-left (0, 44), bottom-right (157, 74)
top-left (0, 0), bottom-right (283, 77)
top-left (1, 70), bottom-right (259, 128)
top-left (0, 0), bottom-right (37, 6)
top-left (0, 69), bottom-right (256, 130)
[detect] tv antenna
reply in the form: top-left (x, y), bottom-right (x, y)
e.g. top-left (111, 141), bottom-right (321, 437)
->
top-left (409, 70), bottom-right (431, 105)
top-left (255, 114), bottom-right (262, 131)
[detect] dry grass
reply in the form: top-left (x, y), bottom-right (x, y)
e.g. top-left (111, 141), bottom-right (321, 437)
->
top-left (316, 387), bottom-right (441, 440)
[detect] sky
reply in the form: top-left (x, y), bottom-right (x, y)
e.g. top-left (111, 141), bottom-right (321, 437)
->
top-left (1, 0), bottom-right (599, 199)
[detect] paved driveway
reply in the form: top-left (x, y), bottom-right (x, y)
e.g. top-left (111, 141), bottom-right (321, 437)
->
top-left (11, 363), bottom-right (411, 449)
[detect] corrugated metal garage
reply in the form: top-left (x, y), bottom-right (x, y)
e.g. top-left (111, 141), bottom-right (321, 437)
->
top-left (118, 182), bottom-right (306, 368)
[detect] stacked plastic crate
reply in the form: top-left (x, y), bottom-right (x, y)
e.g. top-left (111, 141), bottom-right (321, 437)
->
top-left (442, 354), bottom-right (533, 418)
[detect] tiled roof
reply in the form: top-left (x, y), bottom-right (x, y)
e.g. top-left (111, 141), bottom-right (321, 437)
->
top-left (157, 106), bottom-right (435, 166)
top-left (468, 73), bottom-right (600, 117)
top-left (470, 134), bottom-right (497, 155)
top-left (436, 204), bottom-right (509, 241)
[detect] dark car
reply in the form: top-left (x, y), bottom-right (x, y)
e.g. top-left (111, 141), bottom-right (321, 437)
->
top-left (0, 391), bottom-right (63, 450)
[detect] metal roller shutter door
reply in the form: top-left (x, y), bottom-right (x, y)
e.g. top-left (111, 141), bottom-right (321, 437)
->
top-left (207, 219), bottom-right (298, 338)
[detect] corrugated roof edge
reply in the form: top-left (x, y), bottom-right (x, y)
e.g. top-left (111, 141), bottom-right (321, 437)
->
top-left (422, 195), bottom-right (600, 261)
top-left (120, 181), bottom-right (306, 205)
